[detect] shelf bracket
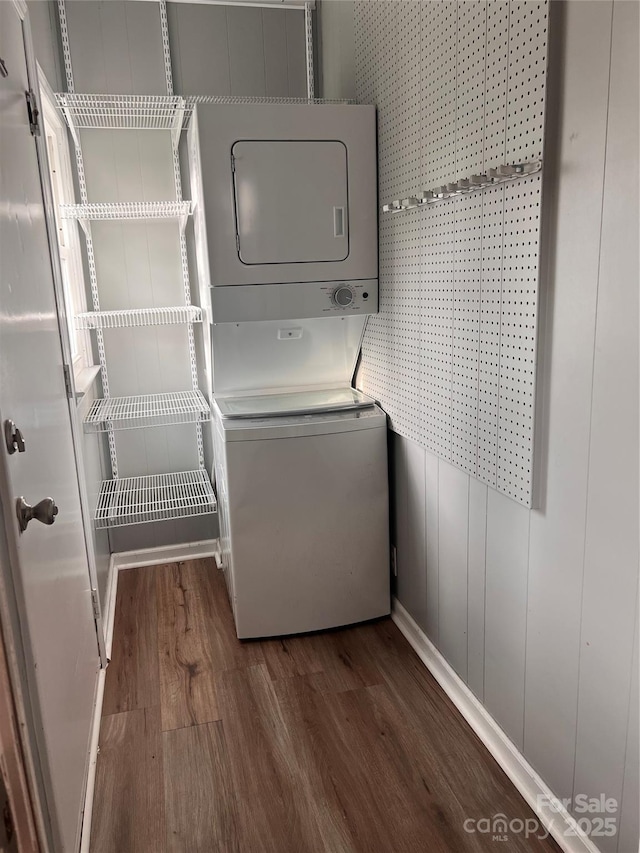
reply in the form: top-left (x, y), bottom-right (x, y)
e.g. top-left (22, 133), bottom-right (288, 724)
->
top-left (171, 97), bottom-right (186, 153)
top-left (59, 98), bottom-right (80, 148)
top-left (77, 217), bottom-right (91, 239)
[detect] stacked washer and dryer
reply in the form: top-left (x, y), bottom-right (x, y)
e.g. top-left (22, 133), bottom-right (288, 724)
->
top-left (188, 103), bottom-right (389, 639)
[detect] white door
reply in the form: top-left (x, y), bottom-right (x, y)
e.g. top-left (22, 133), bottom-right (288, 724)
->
top-left (0, 4), bottom-right (101, 852)
top-left (232, 140), bottom-right (349, 264)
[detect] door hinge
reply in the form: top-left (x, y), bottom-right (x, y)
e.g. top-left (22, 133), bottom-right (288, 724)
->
top-left (62, 364), bottom-right (73, 399)
top-left (235, 233), bottom-right (240, 253)
top-left (230, 154), bottom-right (236, 173)
top-left (25, 89), bottom-right (40, 137)
top-left (90, 588), bottom-right (100, 621)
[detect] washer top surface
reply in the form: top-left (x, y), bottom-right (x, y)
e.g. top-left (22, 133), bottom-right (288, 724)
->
top-left (212, 396), bottom-right (386, 442)
top-left (214, 386), bottom-right (375, 419)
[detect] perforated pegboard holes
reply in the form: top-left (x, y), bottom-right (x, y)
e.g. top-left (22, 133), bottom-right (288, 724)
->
top-left (506, 1), bottom-right (549, 163)
top-left (456, 0), bottom-right (487, 181)
top-left (452, 193), bottom-right (483, 476)
top-left (356, 0), bottom-right (548, 507)
top-left (478, 184), bottom-right (504, 489)
top-left (496, 174), bottom-right (541, 504)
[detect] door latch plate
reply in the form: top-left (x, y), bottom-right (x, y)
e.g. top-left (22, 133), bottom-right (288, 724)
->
top-left (25, 89), bottom-right (40, 137)
top-left (4, 420), bottom-right (25, 455)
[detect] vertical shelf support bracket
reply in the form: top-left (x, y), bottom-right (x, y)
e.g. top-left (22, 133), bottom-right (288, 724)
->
top-left (305, 2), bottom-right (314, 100)
top-left (160, 0), bottom-right (205, 472)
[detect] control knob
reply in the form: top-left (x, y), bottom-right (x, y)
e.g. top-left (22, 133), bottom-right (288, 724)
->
top-left (332, 286), bottom-right (354, 308)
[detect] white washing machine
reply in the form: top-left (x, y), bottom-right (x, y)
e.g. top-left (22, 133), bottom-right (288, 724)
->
top-left (212, 389), bottom-right (390, 639)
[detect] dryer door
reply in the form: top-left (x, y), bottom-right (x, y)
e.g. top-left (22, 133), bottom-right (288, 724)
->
top-left (232, 140), bottom-right (349, 265)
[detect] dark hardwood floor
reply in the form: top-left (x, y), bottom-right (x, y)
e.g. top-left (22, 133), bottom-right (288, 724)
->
top-left (91, 559), bottom-right (560, 852)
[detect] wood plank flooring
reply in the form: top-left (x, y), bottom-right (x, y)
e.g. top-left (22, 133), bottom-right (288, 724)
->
top-left (92, 559), bottom-right (561, 853)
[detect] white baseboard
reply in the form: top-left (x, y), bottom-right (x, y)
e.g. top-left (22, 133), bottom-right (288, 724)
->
top-left (103, 555), bottom-right (119, 662)
top-left (79, 667), bottom-right (105, 853)
top-left (391, 598), bottom-right (601, 853)
top-left (111, 538), bottom-right (219, 571)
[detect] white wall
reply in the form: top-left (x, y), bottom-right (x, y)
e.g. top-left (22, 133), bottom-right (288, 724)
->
top-left (168, 1), bottom-right (306, 97)
top-left (28, 0), bottom-right (64, 91)
top-left (317, 0), bottom-right (355, 100)
top-left (322, 2), bottom-right (638, 851)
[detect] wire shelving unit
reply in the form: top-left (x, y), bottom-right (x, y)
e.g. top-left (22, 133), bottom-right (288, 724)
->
top-left (55, 0), bottom-right (217, 530)
top-left (54, 92), bottom-right (355, 151)
top-left (95, 470), bottom-right (217, 529)
top-left (60, 201), bottom-right (192, 236)
top-left (54, 0), bottom-right (323, 531)
top-left (84, 391), bottom-right (211, 432)
top-left (55, 93), bottom-right (187, 148)
top-left (184, 94), bottom-right (352, 108)
top-left (74, 306), bottom-right (202, 330)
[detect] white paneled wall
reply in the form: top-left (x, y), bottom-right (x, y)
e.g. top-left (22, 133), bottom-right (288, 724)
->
top-left (355, 0), bottom-right (548, 507)
top-left (65, 1), bottom-right (167, 94)
top-left (28, 0), bottom-right (65, 90)
top-left (317, 0), bottom-right (355, 101)
top-left (322, 1), bottom-right (638, 850)
top-left (570, 2), bottom-right (639, 840)
top-left (524, 0), bottom-right (620, 803)
top-left (168, 2), bottom-right (305, 97)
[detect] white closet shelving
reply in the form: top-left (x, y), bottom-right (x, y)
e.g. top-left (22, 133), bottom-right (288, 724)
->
top-left (94, 470), bottom-right (215, 529)
top-left (60, 201), bottom-right (192, 232)
top-left (56, 0), bottom-right (217, 529)
top-left (55, 92), bottom-right (355, 141)
top-left (54, 0), bottom-right (328, 531)
top-left (74, 306), bottom-right (202, 330)
top-left (56, 93), bottom-right (187, 131)
top-left (85, 391), bottom-right (210, 432)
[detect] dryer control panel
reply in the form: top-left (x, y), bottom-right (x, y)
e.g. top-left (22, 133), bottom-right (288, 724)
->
top-left (322, 282), bottom-right (372, 314)
top-left (210, 279), bottom-right (378, 324)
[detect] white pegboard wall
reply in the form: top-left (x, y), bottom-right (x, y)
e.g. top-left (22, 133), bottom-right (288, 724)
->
top-left (355, 0), bottom-right (549, 507)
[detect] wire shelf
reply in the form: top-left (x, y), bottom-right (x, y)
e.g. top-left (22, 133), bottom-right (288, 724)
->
top-left (59, 201), bottom-right (192, 223)
top-left (84, 391), bottom-right (211, 432)
top-left (95, 470), bottom-right (217, 529)
top-left (55, 92), bottom-right (354, 121)
top-left (54, 93), bottom-right (356, 142)
top-left (75, 306), bottom-right (202, 329)
top-left (185, 94), bottom-right (355, 108)
top-left (55, 93), bottom-right (187, 130)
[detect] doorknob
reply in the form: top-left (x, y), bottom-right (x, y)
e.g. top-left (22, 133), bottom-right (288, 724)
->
top-left (16, 497), bottom-right (58, 533)
top-left (4, 420), bottom-right (25, 454)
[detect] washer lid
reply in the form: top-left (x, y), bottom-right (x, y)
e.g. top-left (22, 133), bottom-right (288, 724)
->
top-left (215, 387), bottom-right (374, 419)
top-left (214, 401), bottom-right (387, 442)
